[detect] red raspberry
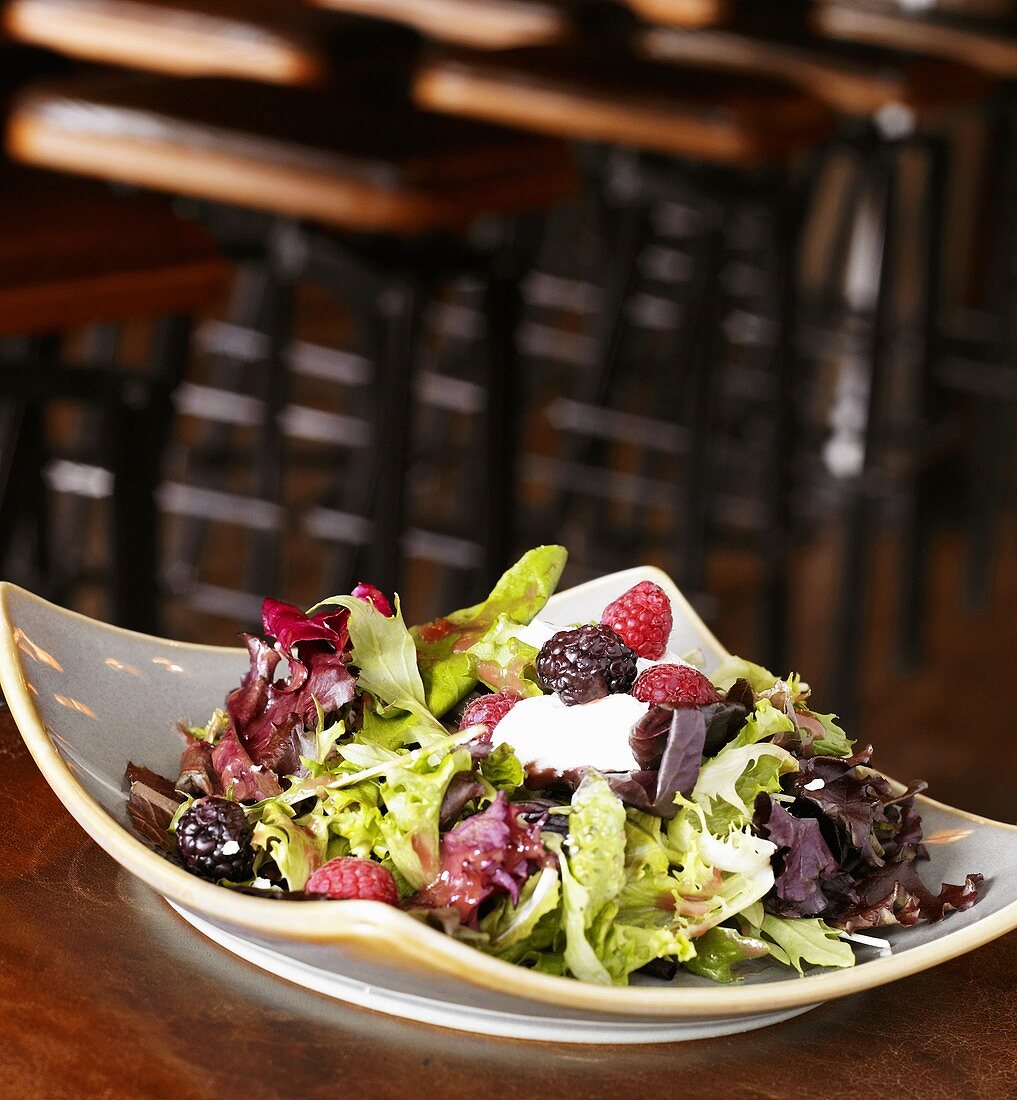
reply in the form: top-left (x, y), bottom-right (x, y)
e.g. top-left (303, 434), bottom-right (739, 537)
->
top-left (459, 691), bottom-right (519, 731)
top-left (305, 857), bottom-right (398, 904)
top-left (601, 581), bottom-right (673, 659)
top-left (632, 664), bottom-right (720, 706)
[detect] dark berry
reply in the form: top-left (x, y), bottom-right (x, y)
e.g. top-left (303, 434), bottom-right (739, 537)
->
top-left (535, 624), bottom-right (638, 706)
top-left (176, 796), bottom-right (254, 882)
top-left (305, 857), bottom-right (399, 904)
top-left (601, 581), bottom-right (673, 659)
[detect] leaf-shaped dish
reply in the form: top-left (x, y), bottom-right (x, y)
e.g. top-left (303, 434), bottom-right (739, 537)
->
top-left (1, 571), bottom-right (1015, 1041)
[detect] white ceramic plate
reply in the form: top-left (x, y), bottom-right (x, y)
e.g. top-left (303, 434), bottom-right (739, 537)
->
top-left (2, 569), bottom-right (1015, 1043)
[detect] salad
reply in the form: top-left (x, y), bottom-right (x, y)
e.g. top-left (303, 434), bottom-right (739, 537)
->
top-left (126, 546), bottom-right (982, 986)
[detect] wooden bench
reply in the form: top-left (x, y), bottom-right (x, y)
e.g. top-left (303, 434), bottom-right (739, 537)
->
top-left (2, 0), bottom-right (411, 85)
top-left (813, 2), bottom-right (1017, 81)
top-left (309, 0), bottom-right (569, 49)
top-left (413, 44), bottom-right (833, 167)
top-left (638, 18), bottom-right (987, 121)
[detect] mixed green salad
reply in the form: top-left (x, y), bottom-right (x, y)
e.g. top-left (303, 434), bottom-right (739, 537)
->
top-left (126, 546), bottom-right (981, 986)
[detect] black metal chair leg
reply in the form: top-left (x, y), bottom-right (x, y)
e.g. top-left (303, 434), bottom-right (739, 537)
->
top-left (549, 199), bottom-right (651, 534)
top-left (54, 324), bottom-right (122, 598)
top-left (966, 96), bottom-right (1017, 612)
top-left (760, 182), bottom-right (808, 676)
top-left (110, 315), bottom-right (192, 633)
top-left (172, 262), bottom-right (278, 595)
top-left (966, 395), bottom-right (1012, 609)
top-left (0, 336), bottom-right (59, 591)
top-left (831, 149), bottom-right (899, 731)
top-left (675, 201), bottom-right (726, 600)
top-left (365, 277), bottom-right (426, 595)
top-left (480, 242), bottom-right (525, 584)
top-left (0, 400), bottom-right (44, 581)
top-left (899, 135), bottom-right (949, 669)
top-left (244, 272), bottom-right (294, 599)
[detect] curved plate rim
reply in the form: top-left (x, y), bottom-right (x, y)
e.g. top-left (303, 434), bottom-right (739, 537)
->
top-left (2, 578), bottom-right (1015, 1019)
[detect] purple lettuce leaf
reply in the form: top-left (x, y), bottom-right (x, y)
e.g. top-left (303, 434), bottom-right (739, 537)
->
top-left (225, 634), bottom-right (356, 775)
top-left (211, 726), bottom-right (282, 802)
top-left (834, 863), bottom-right (983, 934)
top-left (754, 744), bottom-right (981, 931)
top-left (260, 597), bottom-right (350, 657)
top-left (753, 793), bottom-right (838, 917)
top-left (350, 582), bottom-right (394, 618)
top-left (413, 793), bottom-right (553, 926)
top-left (614, 700), bottom-right (746, 819)
top-left (176, 734), bottom-right (220, 797)
top-left (124, 762), bottom-right (183, 853)
top-left (223, 592), bottom-right (388, 779)
top-left (785, 748), bottom-right (891, 866)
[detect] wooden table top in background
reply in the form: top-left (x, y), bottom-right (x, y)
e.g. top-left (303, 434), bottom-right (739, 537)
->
top-left (2, 705), bottom-right (1015, 1099)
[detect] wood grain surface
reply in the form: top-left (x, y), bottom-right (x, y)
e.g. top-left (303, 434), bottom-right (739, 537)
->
top-left (2, 662), bottom-right (1015, 1098)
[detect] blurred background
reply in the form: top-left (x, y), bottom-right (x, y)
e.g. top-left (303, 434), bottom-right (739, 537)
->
top-left (0, 0), bottom-right (1013, 804)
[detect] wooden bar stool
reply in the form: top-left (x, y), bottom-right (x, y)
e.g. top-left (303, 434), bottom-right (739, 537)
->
top-left (0, 165), bottom-right (226, 632)
top-left (309, 0), bottom-right (571, 49)
top-left (623, 0), bottom-right (735, 29)
top-left (1, 0), bottom-right (410, 85)
top-left (815, 2), bottom-right (1017, 80)
top-left (635, 8), bottom-right (989, 720)
top-left (805, 2), bottom-right (1016, 679)
top-left (416, 43), bottom-right (833, 657)
top-left (815, 5), bottom-right (1017, 619)
top-left (6, 73), bottom-right (577, 605)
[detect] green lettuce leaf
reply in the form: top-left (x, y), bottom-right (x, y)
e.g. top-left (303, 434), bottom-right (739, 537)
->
top-left (252, 801), bottom-right (328, 890)
top-left (754, 914), bottom-right (855, 974)
top-left (710, 656), bottom-right (778, 693)
top-left (412, 545), bottom-right (567, 716)
top-left (468, 613), bottom-right (541, 698)
top-left (568, 771), bottom-right (627, 917)
top-left (309, 595), bottom-right (447, 746)
top-left (558, 775), bottom-right (695, 985)
top-left (729, 698), bottom-right (796, 749)
top-left (478, 742), bottom-right (525, 792)
top-left (663, 798), bottom-right (778, 933)
top-left (693, 740), bottom-right (797, 829)
top-left (554, 774), bottom-right (628, 985)
top-left (320, 781), bottom-right (387, 862)
top-left (683, 925), bottom-right (769, 982)
top-left (481, 865), bottom-right (561, 959)
top-left (377, 745), bottom-right (473, 890)
top-left (803, 709), bottom-right (854, 757)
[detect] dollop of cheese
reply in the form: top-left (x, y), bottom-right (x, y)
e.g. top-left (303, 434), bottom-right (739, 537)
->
top-left (491, 692), bottom-right (648, 774)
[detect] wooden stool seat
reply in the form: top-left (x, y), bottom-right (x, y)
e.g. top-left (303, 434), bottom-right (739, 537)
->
top-left (0, 167), bottom-right (225, 336)
top-left (310, 0), bottom-right (569, 50)
top-left (814, 2), bottom-right (1017, 82)
top-left (638, 19), bottom-right (987, 121)
top-left (413, 44), bottom-right (834, 167)
top-left (624, 0), bottom-right (734, 29)
top-left (2, 0), bottom-right (407, 85)
top-left (6, 76), bottom-right (577, 235)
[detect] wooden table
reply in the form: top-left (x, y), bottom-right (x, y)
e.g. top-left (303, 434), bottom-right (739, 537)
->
top-left (2, 706), bottom-right (1015, 1098)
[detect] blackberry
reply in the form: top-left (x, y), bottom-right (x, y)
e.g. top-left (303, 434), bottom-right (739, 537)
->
top-left (176, 796), bottom-right (254, 882)
top-left (535, 624), bottom-right (638, 706)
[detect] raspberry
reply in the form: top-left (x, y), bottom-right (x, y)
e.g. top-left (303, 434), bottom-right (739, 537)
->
top-left (176, 796), bottom-right (254, 882)
top-left (535, 624), bottom-right (637, 707)
top-left (459, 692), bottom-right (520, 731)
top-left (305, 857), bottom-right (399, 904)
top-left (600, 581), bottom-right (673, 660)
top-left (632, 664), bottom-right (720, 706)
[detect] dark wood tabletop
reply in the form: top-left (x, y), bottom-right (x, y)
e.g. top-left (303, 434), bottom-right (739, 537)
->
top-left (2, 704), bottom-right (1015, 1099)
